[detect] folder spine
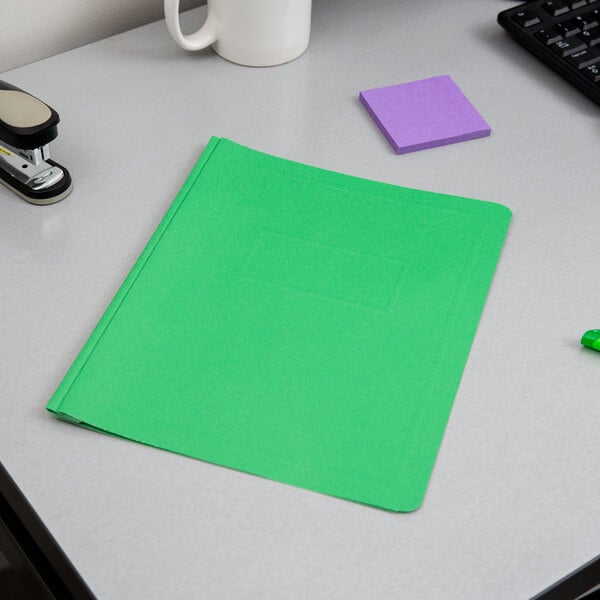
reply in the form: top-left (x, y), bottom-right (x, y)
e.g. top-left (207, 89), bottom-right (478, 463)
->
top-left (46, 137), bottom-right (223, 419)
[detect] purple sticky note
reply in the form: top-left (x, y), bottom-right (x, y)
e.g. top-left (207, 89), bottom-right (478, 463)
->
top-left (359, 75), bottom-right (491, 155)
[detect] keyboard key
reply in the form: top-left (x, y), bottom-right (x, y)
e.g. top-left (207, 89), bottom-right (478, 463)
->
top-left (555, 18), bottom-right (583, 36)
top-left (551, 38), bottom-right (588, 55)
top-left (579, 28), bottom-right (600, 44)
top-left (512, 10), bottom-right (542, 27)
top-left (542, 0), bottom-right (570, 15)
top-left (567, 46), bottom-right (600, 67)
top-left (567, 0), bottom-right (588, 8)
top-left (582, 62), bottom-right (600, 80)
top-left (575, 13), bottom-right (599, 28)
top-left (535, 28), bottom-right (564, 44)
top-left (585, 7), bottom-right (600, 20)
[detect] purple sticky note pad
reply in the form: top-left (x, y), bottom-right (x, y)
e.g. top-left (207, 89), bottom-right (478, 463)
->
top-left (359, 75), bottom-right (491, 155)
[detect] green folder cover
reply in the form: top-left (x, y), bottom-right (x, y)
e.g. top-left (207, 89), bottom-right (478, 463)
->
top-left (47, 137), bottom-right (511, 511)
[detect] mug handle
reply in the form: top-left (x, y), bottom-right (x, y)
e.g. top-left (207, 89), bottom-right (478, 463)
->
top-left (164, 0), bottom-right (218, 51)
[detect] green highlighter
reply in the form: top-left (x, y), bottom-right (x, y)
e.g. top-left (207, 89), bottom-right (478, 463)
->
top-left (581, 330), bottom-right (600, 351)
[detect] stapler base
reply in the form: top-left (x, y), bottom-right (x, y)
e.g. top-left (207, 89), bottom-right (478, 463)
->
top-left (0, 159), bottom-right (72, 205)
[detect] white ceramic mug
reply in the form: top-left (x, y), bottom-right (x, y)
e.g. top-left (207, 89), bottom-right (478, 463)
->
top-left (164, 0), bottom-right (312, 67)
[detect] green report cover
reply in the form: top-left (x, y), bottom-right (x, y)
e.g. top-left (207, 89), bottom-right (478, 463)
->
top-left (47, 137), bottom-right (511, 511)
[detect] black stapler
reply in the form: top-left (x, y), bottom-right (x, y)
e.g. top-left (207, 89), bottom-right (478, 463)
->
top-left (0, 80), bottom-right (72, 204)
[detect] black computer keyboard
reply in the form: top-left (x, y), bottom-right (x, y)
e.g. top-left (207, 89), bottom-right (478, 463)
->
top-left (498, 0), bottom-right (600, 105)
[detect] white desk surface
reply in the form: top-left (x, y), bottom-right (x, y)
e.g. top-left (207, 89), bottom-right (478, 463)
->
top-left (2, 1), bottom-right (599, 598)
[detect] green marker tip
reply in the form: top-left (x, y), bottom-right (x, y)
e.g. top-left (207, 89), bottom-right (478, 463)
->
top-left (581, 329), bottom-right (600, 351)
